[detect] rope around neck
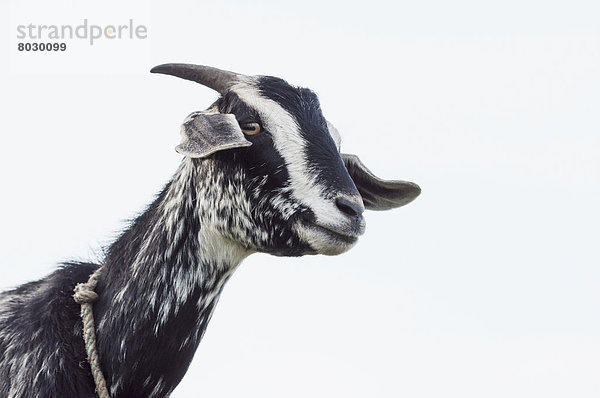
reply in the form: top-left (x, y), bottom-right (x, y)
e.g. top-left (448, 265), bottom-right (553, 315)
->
top-left (73, 267), bottom-right (111, 398)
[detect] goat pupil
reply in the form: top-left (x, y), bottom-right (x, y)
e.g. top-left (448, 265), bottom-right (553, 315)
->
top-left (242, 122), bottom-right (261, 135)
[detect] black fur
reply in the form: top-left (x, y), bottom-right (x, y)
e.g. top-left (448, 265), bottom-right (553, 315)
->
top-left (0, 154), bottom-right (313, 397)
top-left (0, 262), bottom-right (99, 396)
top-left (0, 73), bottom-right (370, 397)
top-left (257, 76), bottom-right (358, 197)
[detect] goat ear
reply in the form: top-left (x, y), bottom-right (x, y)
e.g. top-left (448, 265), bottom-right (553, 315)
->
top-left (342, 153), bottom-right (421, 210)
top-left (326, 120), bottom-right (342, 150)
top-left (175, 112), bottom-right (252, 158)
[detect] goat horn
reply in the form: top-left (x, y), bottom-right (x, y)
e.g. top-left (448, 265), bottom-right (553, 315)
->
top-left (150, 63), bottom-right (240, 94)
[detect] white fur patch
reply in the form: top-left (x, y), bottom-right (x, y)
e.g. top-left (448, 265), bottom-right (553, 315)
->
top-left (231, 80), bottom-right (348, 232)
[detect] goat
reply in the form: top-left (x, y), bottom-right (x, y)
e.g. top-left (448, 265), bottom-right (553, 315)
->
top-left (0, 64), bottom-right (420, 397)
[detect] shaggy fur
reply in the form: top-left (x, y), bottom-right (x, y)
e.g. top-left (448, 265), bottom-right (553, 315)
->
top-left (0, 67), bottom-right (420, 397)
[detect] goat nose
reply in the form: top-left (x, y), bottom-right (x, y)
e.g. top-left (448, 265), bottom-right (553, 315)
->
top-left (335, 196), bottom-right (364, 218)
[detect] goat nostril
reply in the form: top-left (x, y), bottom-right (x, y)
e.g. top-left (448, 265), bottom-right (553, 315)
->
top-left (335, 197), bottom-right (364, 218)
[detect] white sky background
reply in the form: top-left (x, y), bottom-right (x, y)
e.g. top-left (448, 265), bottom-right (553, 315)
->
top-left (1, 0), bottom-right (599, 396)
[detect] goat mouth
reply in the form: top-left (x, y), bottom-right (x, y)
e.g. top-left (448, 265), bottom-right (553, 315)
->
top-left (309, 223), bottom-right (361, 245)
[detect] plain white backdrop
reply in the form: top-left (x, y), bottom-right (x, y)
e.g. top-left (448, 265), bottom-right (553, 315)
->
top-left (1, 0), bottom-right (599, 397)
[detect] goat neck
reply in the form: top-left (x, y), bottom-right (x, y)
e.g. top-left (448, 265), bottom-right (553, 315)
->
top-left (93, 158), bottom-right (250, 397)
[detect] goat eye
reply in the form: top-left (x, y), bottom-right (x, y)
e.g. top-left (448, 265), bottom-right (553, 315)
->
top-left (241, 122), bottom-right (262, 136)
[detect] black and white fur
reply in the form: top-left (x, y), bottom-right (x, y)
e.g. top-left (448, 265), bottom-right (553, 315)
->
top-left (0, 64), bottom-right (420, 398)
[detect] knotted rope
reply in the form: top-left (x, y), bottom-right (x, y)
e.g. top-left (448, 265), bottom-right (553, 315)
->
top-left (73, 267), bottom-right (111, 398)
